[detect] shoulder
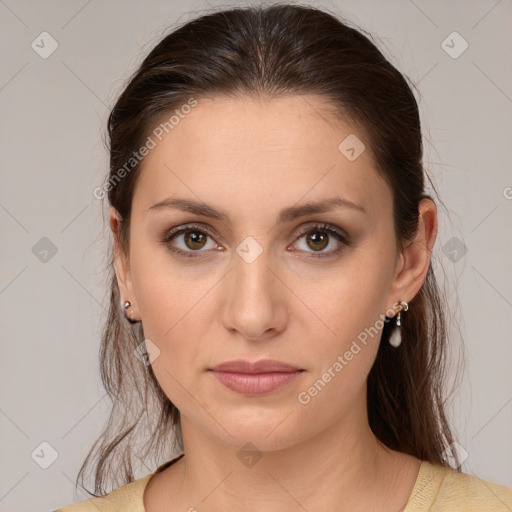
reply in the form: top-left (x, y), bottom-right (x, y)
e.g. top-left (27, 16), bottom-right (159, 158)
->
top-left (53, 453), bottom-right (185, 512)
top-left (51, 474), bottom-right (152, 512)
top-left (406, 461), bottom-right (512, 511)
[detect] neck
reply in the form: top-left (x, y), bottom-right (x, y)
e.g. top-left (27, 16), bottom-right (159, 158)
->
top-left (166, 393), bottom-right (416, 511)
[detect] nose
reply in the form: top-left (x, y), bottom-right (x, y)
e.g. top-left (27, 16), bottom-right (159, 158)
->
top-left (220, 244), bottom-right (288, 342)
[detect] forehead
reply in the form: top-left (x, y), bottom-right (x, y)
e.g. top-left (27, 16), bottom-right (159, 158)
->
top-left (132, 94), bottom-right (390, 222)
top-left (145, 94), bottom-right (364, 157)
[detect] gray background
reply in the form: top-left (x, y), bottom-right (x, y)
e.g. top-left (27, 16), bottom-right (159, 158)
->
top-left (0, 0), bottom-right (511, 510)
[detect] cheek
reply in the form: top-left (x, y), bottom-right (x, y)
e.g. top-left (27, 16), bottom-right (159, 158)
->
top-left (133, 273), bottom-right (209, 362)
top-left (128, 243), bottom-right (226, 386)
top-left (129, 233), bottom-right (213, 332)
top-left (291, 247), bottom-right (395, 392)
top-left (301, 252), bottom-right (394, 346)
top-left (131, 261), bottom-right (210, 411)
top-left (291, 274), bottom-right (390, 422)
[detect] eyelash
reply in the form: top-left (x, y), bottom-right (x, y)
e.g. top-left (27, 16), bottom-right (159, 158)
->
top-left (160, 223), bottom-right (351, 259)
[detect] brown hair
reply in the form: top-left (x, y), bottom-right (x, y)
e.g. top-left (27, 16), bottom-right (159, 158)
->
top-left (78, 3), bottom-right (462, 497)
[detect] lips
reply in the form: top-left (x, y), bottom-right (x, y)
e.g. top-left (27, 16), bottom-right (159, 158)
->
top-left (209, 359), bottom-right (304, 395)
top-left (210, 359), bottom-right (302, 373)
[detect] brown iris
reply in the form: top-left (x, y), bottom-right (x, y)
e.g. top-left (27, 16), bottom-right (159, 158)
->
top-left (184, 230), bottom-right (208, 250)
top-left (306, 231), bottom-right (329, 251)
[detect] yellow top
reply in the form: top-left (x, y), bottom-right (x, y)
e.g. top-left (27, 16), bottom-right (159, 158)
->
top-left (53, 455), bottom-right (512, 511)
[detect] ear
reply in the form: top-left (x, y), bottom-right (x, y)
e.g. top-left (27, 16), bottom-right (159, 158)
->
top-left (387, 198), bottom-right (438, 311)
top-left (109, 206), bottom-right (139, 321)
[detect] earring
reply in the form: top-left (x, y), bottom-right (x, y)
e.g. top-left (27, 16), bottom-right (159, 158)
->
top-left (123, 300), bottom-right (139, 324)
top-left (389, 300), bottom-right (409, 348)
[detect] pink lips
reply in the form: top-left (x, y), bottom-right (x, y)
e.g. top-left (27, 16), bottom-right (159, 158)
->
top-left (209, 359), bottom-right (304, 395)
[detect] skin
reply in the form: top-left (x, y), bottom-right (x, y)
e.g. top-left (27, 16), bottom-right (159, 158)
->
top-left (110, 94), bottom-right (437, 512)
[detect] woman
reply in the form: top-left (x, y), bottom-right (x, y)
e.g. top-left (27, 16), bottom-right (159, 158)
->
top-left (54, 4), bottom-right (512, 511)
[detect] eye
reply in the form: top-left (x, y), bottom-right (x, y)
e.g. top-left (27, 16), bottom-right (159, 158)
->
top-left (290, 223), bottom-right (350, 258)
top-left (160, 224), bottom-right (221, 258)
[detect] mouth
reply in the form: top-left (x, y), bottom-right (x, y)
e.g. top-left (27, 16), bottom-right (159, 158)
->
top-left (208, 359), bottom-right (305, 395)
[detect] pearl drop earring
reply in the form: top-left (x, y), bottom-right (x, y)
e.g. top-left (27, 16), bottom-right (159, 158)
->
top-left (389, 300), bottom-right (409, 348)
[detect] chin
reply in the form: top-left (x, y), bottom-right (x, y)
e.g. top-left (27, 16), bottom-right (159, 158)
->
top-left (202, 406), bottom-right (307, 452)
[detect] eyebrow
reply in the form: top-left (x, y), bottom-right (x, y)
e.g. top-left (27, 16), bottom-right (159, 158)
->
top-left (147, 195), bottom-right (366, 223)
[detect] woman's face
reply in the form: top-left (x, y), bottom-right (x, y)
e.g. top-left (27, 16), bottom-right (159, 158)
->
top-left (112, 94), bottom-right (418, 451)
